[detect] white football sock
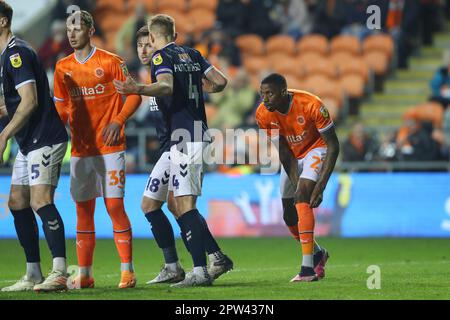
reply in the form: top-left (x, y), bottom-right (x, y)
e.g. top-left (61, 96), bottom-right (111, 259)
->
top-left (302, 255), bottom-right (314, 268)
top-left (121, 262), bottom-right (134, 272)
top-left (53, 257), bottom-right (67, 273)
top-left (26, 262), bottom-right (43, 281)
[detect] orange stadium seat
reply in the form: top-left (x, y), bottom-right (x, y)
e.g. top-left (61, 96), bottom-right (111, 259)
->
top-left (156, 0), bottom-right (187, 12)
top-left (269, 54), bottom-right (303, 79)
top-left (297, 34), bottom-right (329, 56)
top-left (296, 52), bottom-right (333, 79)
top-left (301, 56), bottom-right (337, 79)
top-left (190, 0), bottom-right (218, 11)
top-left (320, 95), bottom-right (341, 119)
top-left (235, 34), bottom-right (265, 56)
top-left (205, 103), bottom-right (219, 122)
top-left (285, 74), bottom-right (305, 91)
top-left (403, 102), bottom-right (444, 129)
top-left (304, 75), bottom-right (343, 106)
top-left (339, 74), bottom-right (365, 98)
top-left (242, 56), bottom-right (270, 75)
top-left (330, 35), bottom-right (361, 56)
top-left (336, 56), bottom-right (369, 83)
top-left (188, 9), bottom-right (216, 34)
top-left (96, 0), bottom-right (126, 12)
top-left (265, 34), bottom-right (296, 56)
top-left (99, 12), bottom-right (129, 33)
top-left (363, 50), bottom-right (389, 75)
top-left (363, 33), bottom-right (394, 60)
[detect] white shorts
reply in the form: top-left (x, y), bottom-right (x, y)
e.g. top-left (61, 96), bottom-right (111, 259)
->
top-left (143, 151), bottom-right (171, 202)
top-left (11, 142), bottom-right (67, 187)
top-left (70, 151), bottom-right (126, 202)
top-left (169, 142), bottom-right (206, 197)
top-left (280, 147), bottom-right (327, 198)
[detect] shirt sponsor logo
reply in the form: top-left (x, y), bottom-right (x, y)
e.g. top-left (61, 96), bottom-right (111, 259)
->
top-left (10, 53), bottom-right (22, 68)
top-left (320, 105), bottom-right (330, 119)
top-left (69, 84), bottom-right (105, 97)
top-left (152, 53), bottom-right (163, 66)
top-left (286, 131), bottom-right (307, 145)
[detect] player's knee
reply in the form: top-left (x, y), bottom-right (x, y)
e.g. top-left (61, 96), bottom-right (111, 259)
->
top-left (8, 197), bottom-right (29, 211)
top-left (30, 199), bottom-right (52, 212)
top-left (141, 197), bottom-right (162, 213)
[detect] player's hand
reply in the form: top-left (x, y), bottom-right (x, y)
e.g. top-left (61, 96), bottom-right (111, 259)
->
top-left (102, 122), bottom-right (121, 146)
top-left (113, 76), bottom-right (138, 95)
top-left (310, 183), bottom-right (325, 208)
top-left (0, 135), bottom-right (7, 166)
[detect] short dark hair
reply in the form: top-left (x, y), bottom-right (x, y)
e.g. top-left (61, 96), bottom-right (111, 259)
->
top-left (67, 10), bottom-right (94, 29)
top-left (261, 73), bottom-right (287, 90)
top-left (136, 25), bottom-right (149, 39)
top-left (0, 1), bottom-right (13, 27)
top-left (148, 14), bottom-right (175, 40)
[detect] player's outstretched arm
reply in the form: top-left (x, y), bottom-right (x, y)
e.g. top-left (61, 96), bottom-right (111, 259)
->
top-left (0, 82), bottom-right (37, 140)
top-left (113, 73), bottom-right (173, 97)
top-left (278, 135), bottom-right (300, 189)
top-left (203, 67), bottom-right (228, 93)
top-left (310, 126), bottom-right (340, 208)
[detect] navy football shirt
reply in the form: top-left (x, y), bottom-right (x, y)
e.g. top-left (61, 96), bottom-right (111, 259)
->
top-left (150, 42), bottom-right (213, 146)
top-left (0, 36), bottom-right (67, 155)
top-left (146, 95), bottom-right (170, 153)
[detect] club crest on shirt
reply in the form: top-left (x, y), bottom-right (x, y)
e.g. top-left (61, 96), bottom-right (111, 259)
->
top-left (95, 67), bottom-right (104, 78)
top-left (320, 105), bottom-right (329, 119)
top-left (297, 116), bottom-right (305, 125)
top-left (10, 53), bottom-right (22, 68)
top-left (178, 53), bottom-right (191, 63)
top-left (152, 53), bottom-right (163, 66)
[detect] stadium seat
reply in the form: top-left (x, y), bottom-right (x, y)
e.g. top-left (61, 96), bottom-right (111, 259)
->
top-left (235, 34), bottom-right (265, 56)
top-left (330, 35), bottom-right (361, 56)
top-left (156, 0), bottom-right (187, 12)
top-left (205, 103), bottom-right (219, 122)
top-left (363, 50), bottom-right (389, 76)
top-left (304, 74), bottom-right (343, 106)
top-left (363, 33), bottom-right (394, 60)
top-left (285, 74), bottom-right (305, 91)
top-left (189, 0), bottom-right (218, 11)
top-left (188, 8), bottom-right (217, 34)
top-left (336, 56), bottom-right (369, 83)
top-left (297, 52), bottom-right (335, 79)
top-left (301, 56), bottom-right (337, 79)
top-left (339, 74), bottom-right (365, 98)
top-left (96, 0), bottom-right (126, 13)
top-left (403, 102), bottom-right (444, 129)
top-left (297, 34), bottom-right (329, 56)
top-left (242, 56), bottom-right (270, 75)
top-left (320, 95), bottom-right (341, 119)
top-left (265, 34), bottom-right (296, 56)
top-left (269, 54), bottom-right (303, 79)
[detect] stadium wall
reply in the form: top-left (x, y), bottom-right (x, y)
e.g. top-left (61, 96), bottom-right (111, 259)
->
top-left (0, 173), bottom-right (449, 238)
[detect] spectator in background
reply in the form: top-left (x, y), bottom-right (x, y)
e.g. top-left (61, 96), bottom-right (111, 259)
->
top-left (430, 51), bottom-right (450, 109)
top-left (115, 3), bottom-right (150, 74)
top-left (442, 107), bottom-right (450, 157)
top-left (216, 0), bottom-right (245, 38)
top-left (311, 0), bottom-right (347, 38)
top-left (342, 122), bottom-right (379, 162)
top-left (241, 0), bottom-right (281, 39)
top-left (38, 20), bottom-right (72, 72)
top-left (209, 69), bottom-right (257, 129)
top-left (396, 118), bottom-right (441, 161)
top-left (275, 0), bottom-right (315, 40)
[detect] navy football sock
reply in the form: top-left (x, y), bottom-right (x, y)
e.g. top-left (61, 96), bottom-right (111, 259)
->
top-left (11, 208), bottom-right (41, 263)
top-left (176, 219), bottom-right (190, 253)
top-left (198, 214), bottom-right (221, 255)
top-left (177, 209), bottom-right (207, 267)
top-left (145, 209), bottom-right (178, 263)
top-left (36, 204), bottom-right (66, 259)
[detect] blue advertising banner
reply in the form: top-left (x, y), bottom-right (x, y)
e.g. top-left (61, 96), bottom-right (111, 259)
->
top-left (0, 173), bottom-right (449, 238)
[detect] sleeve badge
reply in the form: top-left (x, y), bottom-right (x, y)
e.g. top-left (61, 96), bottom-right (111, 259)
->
top-left (152, 53), bottom-right (163, 66)
top-left (10, 53), bottom-right (22, 68)
top-left (320, 105), bottom-right (330, 119)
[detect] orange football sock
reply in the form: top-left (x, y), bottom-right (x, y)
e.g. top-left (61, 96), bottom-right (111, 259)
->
top-left (104, 198), bottom-right (132, 264)
top-left (76, 199), bottom-right (96, 267)
top-left (287, 225), bottom-right (300, 241)
top-left (295, 202), bottom-right (315, 255)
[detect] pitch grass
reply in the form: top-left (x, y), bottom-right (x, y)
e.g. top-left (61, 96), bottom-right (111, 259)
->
top-left (0, 237), bottom-right (449, 300)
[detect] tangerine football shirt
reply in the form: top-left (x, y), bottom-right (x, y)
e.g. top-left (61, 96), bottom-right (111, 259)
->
top-left (255, 89), bottom-right (334, 159)
top-left (53, 47), bottom-right (130, 157)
